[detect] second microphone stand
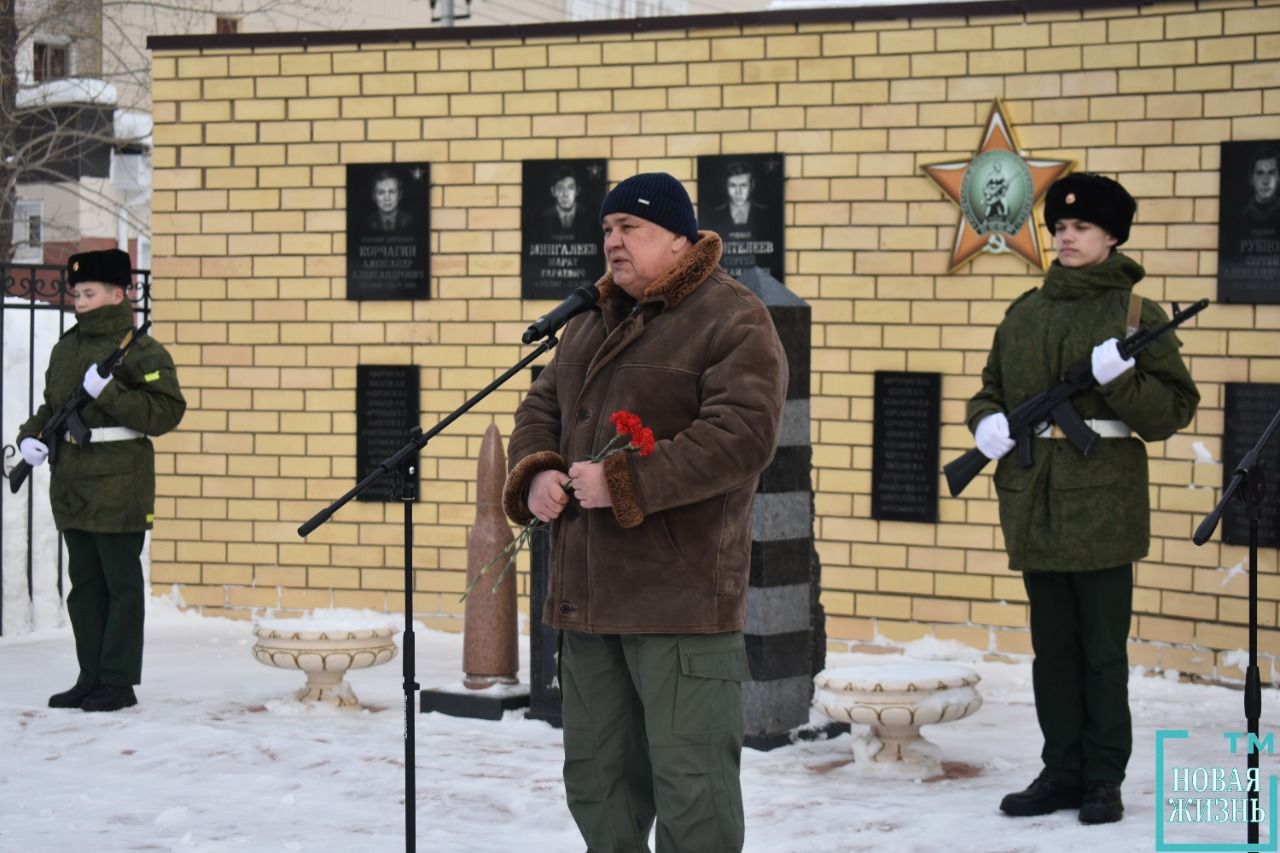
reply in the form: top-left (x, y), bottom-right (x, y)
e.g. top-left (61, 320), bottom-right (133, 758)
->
top-left (1193, 403), bottom-right (1280, 850)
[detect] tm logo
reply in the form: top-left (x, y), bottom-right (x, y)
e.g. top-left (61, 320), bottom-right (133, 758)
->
top-left (1156, 730), bottom-right (1278, 852)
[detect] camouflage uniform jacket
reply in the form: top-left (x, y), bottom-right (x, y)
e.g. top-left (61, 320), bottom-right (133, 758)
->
top-left (965, 252), bottom-right (1199, 572)
top-left (17, 301), bottom-right (186, 532)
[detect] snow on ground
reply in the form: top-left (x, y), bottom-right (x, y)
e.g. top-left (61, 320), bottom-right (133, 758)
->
top-left (1, 599), bottom-right (1276, 852)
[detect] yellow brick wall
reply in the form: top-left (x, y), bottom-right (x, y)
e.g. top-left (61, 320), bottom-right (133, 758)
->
top-left (150, 1), bottom-right (1280, 680)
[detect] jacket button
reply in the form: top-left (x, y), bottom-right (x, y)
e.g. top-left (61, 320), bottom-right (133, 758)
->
top-left (576, 407), bottom-right (589, 423)
top-left (558, 602), bottom-right (576, 616)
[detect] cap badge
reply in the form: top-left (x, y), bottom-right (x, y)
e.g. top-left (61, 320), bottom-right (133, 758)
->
top-left (638, 198), bottom-right (650, 205)
top-left (1066, 193), bottom-right (1076, 204)
top-left (72, 261), bottom-right (80, 271)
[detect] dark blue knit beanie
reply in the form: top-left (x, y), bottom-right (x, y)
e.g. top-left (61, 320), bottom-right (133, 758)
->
top-left (599, 172), bottom-right (699, 243)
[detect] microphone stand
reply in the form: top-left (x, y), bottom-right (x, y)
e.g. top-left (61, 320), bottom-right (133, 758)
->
top-left (1193, 404), bottom-right (1280, 850)
top-left (297, 333), bottom-right (561, 853)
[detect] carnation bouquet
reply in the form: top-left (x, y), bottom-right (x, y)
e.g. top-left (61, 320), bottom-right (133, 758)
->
top-left (462, 410), bottom-right (655, 600)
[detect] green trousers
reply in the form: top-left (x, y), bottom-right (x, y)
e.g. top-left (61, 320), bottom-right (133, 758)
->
top-left (560, 630), bottom-right (750, 853)
top-left (1023, 564), bottom-right (1133, 786)
top-left (64, 529), bottom-right (146, 687)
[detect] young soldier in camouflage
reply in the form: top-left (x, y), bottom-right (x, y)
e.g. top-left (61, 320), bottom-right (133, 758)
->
top-left (16, 249), bottom-right (186, 712)
top-left (968, 173), bottom-right (1199, 825)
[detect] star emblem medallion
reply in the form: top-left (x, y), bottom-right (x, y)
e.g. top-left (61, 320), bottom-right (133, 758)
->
top-left (922, 99), bottom-right (1073, 272)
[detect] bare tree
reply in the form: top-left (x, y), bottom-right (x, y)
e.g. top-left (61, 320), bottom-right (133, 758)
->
top-left (0, 0), bottom-right (342, 266)
top-left (1, 0), bottom-right (18, 264)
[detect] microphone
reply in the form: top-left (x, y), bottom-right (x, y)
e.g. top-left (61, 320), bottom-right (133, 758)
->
top-left (522, 284), bottom-right (600, 344)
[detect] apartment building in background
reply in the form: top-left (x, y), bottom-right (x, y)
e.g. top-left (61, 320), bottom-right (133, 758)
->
top-left (8, 0), bottom-right (768, 266)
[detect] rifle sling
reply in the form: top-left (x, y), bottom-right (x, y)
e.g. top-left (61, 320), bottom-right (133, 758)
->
top-left (1125, 291), bottom-right (1142, 337)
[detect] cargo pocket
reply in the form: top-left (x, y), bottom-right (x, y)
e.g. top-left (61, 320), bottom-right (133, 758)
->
top-left (73, 444), bottom-right (139, 525)
top-left (1049, 440), bottom-right (1121, 491)
top-left (672, 634), bottom-right (750, 735)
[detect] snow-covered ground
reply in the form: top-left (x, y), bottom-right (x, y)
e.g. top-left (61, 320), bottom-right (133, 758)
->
top-left (0, 598), bottom-right (1275, 853)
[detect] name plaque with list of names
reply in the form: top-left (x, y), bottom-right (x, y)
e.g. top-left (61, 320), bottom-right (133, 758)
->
top-left (356, 365), bottom-right (420, 502)
top-left (872, 371), bottom-right (941, 524)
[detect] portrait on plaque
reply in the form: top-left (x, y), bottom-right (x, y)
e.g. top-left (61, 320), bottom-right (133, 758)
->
top-left (346, 163), bottom-right (430, 300)
top-left (521, 159), bottom-right (606, 301)
top-left (697, 153), bottom-right (785, 285)
top-left (1217, 140), bottom-right (1280, 304)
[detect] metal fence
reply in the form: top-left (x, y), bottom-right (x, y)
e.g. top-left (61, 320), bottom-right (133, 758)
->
top-left (0, 263), bottom-right (152, 636)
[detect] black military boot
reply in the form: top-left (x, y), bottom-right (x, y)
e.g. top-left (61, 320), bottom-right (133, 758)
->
top-left (1079, 781), bottom-right (1124, 824)
top-left (81, 685), bottom-right (138, 712)
top-left (1000, 772), bottom-right (1083, 816)
top-left (48, 682), bottom-right (98, 709)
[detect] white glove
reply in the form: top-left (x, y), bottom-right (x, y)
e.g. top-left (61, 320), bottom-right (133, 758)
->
top-left (975, 413), bottom-right (1016, 461)
top-left (1090, 338), bottom-right (1135, 386)
top-left (83, 364), bottom-right (112, 399)
top-left (19, 437), bottom-right (49, 467)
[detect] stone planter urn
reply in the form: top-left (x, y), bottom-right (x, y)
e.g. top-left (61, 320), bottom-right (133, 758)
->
top-left (252, 611), bottom-right (400, 709)
top-left (813, 661), bottom-right (982, 777)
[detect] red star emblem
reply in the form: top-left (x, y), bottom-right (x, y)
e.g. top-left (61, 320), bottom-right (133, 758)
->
top-left (922, 100), bottom-right (1073, 272)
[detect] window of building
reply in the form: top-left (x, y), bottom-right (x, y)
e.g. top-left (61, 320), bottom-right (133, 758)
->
top-left (32, 42), bottom-right (68, 82)
top-left (13, 201), bottom-right (45, 264)
top-left (215, 16), bottom-right (240, 34)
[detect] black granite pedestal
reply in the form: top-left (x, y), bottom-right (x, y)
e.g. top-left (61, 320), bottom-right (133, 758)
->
top-left (739, 268), bottom-right (844, 750)
top-left (526, 526), bottom-right (563, 727)
top-left (420, 683), bottom-right (530, 721)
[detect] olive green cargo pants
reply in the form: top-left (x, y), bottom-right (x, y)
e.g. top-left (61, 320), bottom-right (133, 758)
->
top-left (64, 529), bottom-right (146, 687)
top-left (1023, 564), bottom-right (1133, 786)
top-left (560, 630), bottom-right (750, 853)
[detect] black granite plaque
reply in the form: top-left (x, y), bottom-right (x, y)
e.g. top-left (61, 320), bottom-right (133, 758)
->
top-left (1217, 140), bottom-right (1280, 304)
top-left (697, 153), bottom-right (785, 285)
top-left (355, 365), bottom-right (420, 502)
top-left (346, 163), bottom-right (430, 300)
top-left (872, 371), bottom-right (941, 523)
top-left (1222, 382), bottom-right (1280, 548)
top-left (522, 159), bottom-right (606, 301)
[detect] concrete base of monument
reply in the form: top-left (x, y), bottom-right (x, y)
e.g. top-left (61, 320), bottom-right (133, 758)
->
top-left (420, 680), bottom-right (531, 721)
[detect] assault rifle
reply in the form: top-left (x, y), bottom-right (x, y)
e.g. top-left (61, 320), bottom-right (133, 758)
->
top-left (8, 321), bottom-right (151, 494)
top-left (943, 299), bottom-right (1208, 498)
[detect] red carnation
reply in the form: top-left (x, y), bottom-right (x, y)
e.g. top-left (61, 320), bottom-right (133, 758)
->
top-left (610, 410), bottom-right (642, 438)
top-left (633, 427), bottom-right (655, 456)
